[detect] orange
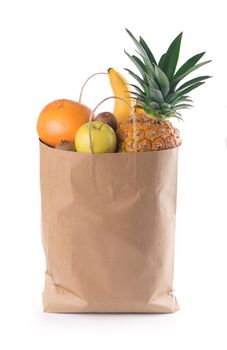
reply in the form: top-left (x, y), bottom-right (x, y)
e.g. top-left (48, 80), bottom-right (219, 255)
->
top-left (37, 99), bottom-right (92, 147)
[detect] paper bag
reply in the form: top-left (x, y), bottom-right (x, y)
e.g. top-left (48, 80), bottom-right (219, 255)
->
top-left (40, 140), bottom-right (179, 313)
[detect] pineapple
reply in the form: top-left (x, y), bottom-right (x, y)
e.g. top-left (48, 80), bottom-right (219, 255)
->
top-left (117, 30), bottom-right (211, 152)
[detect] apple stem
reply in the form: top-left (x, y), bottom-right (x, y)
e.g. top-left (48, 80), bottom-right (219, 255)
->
top-left (97, 122), bottom-right (105, 130)
top-left (79, 72), bottom-right (108, 103)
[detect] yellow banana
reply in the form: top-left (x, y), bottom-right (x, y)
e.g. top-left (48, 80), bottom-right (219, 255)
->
top-left (108, 67), bottom-right (132, 123)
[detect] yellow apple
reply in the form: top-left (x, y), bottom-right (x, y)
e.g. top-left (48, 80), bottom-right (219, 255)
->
top-left (75, 121), bottom-right (117, 153)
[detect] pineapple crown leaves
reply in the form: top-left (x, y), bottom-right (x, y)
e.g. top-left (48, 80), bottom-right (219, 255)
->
top-left (124, 28), bottom-right (212, 121)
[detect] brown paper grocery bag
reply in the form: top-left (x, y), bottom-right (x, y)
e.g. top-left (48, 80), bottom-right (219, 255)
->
top-left (40, 140), bottom-right (179, 313)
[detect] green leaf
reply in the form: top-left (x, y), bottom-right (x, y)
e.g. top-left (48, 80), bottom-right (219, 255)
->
top-left (158, 53), bottom-right (166, 69)
top-left (167, 81), bottom-right (205, 103)
top-left (128, 90), bottom-right (146, 99)
top-left (176, 75), bottom-right (211, 91)
top-left (135, 50), bottom-right (156, 77)
top-left (154, 65), bottom-right (170, 97)
top-left (139, 36), bottom-right (157, 64)
top-left (172, 114), bottom-right (184, 121)
top-left (162, 108), bottom-right (174, 115)
top-left (124, 68), bottom-right (145, 86)
top-left (175, 103), bottom-right (193, 110)
top-left (142, 84), bottom-right (152, 98)
top-left (130, 95), bottom-right (147, 104)
top-left (129, 90), bottom-right (147, 100)
top-left (128, 83), bottom-right (145, 95)
top-left (124, 51), bottom-right (147, 78)
top-left (129, 91), bottom-right (145, 99)
top-left (171, 60), bottom-right (211, 90)
top-left (132, 55), bottom-right (147, 73)
top-left (161, 32), bottom-right (183, 80)
top-left (125, 29), bottom-right (148, 59)
top-left (149, 88), bottom-right (164, 104)
top-left (134, 97), bottom-right (147, 104)
top-left (175, 102), bottom-right (193, 107)
top-left (150, 102), bottom-right (160, 109)
top-left (144, 72), bottom-right (159, 89)
top-left (174, 52), bottom-right (206, 79)
top-left (173, 95), bottom-right (193, 104)
top-left (161, 103), bottom-right (172, 109)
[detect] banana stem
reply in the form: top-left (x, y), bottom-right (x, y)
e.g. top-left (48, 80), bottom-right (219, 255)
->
top-left (79, 72), bottom-right (108, 103)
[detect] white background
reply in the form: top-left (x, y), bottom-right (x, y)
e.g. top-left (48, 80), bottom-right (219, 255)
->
top-left (0, 0), bottom-right (227, 349)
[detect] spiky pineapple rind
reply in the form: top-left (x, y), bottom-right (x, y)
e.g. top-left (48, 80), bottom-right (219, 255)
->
top-left (117, 114), bottom-right (182, 152)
